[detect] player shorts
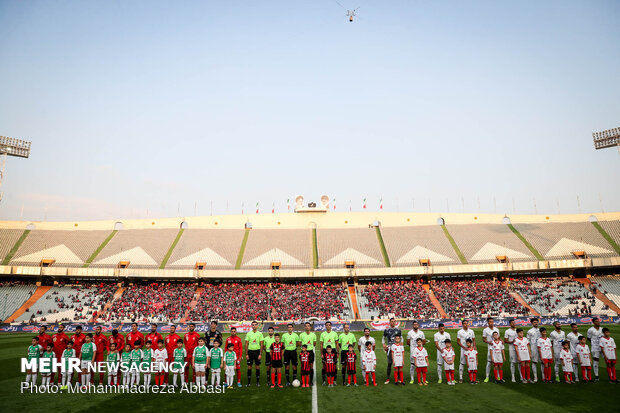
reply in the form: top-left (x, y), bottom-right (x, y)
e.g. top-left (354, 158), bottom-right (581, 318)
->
top-left (284, 350), bottom-right (298, 366)
top-left (459, 351), bottom-right (468, 365)
top-left (346, 366), bottom-right (356, 374)
top-left (542, 358), bottom-right (552, 365)
top-left (592, 350), bottom-right (601, 359)
top-left (271, 359), bottom-right (283, 368)
top-left (530, 349), bottom-right (539, 363)
top-left (247, 350), bottom-right (261, 366)
top-left (265, 352), bottom-right (272, 366)
top-left (211, 368), bottom-right (221, 374)
top-left (607, 359), bottom-right (617, 366)
top-left (307, 350), bottom-right (315, 364)
top-left (508, 347), bottom-right (518, 363)
top-left (417, 366), bottom-right (428, 373)
top-left (340, 350), bottom-right (348, 365)
top-left (436, 350), bottom-right (444, 362)
top-left (95, 352), bottom-right (104, 363)
top-left (225, 365), bottom-right (235, 376)
top-left (81, 360), bottom-right (91, 370)
top-left (194, 363), bottom-right (206, 372)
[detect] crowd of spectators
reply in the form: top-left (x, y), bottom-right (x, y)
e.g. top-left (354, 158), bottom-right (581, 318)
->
top-left (510, 277), bottom-right (608, 316)
top-left (431, 279), bottom-right (527, 318)
top-left (106, 282), bottom-right (197, 323)
top-left (188, 282), bottom-right (349, 321)
top-left (360, 280), bottom-right (439, 319)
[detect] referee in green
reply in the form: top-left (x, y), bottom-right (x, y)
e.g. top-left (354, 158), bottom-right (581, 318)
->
top-left (299, 322), bottom-right (317, 385)
top-left (282, 323), bottom-right (301, 386)
top-left (245, 321), bottom-right (264, 386)
top-left (338, 324), bottom-right (357, 385)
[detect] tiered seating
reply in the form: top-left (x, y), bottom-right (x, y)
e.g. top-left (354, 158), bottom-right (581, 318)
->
top-left (513, 222), bottom-right (616, 259)
top-left (0, 229), bottom-right (25, 263)
top-left (106, 282), bottom-right (197, 322)
top-left (359, 280), bottom-right (439, 319)
top-left (599, 220), bottom-right (620, 246)
top-left (510, 277), bottom-right (616, 316)
top-left (381, 226), bottom-right (459, 266)
top-left (590, 276), bottom-right (620, 309)
top-left (447, 224), bottom-right (534, 263)
top-left (17, 283), bottom-right (117, 322)
top-left (188, 282), bottom-right (350, 321)
top-left (91, 229), bottom-right (179, 268)
top-left (165, 229), bottom-right (243, 269)
top-left (355, 285), bottom-right (379, 319)
top-left (10, 230), bottom-right (110, 267)
top-left (242, 229), bottom-right (311, 268)
top-left (317, 228), bottom-right (383, 268)
top-left (0, 281), bottom-right (37, 321)
top-left (432, 279), bottom-right (527, 318)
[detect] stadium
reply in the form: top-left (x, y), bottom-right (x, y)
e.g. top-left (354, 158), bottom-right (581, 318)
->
top-left (1, 1), bottom-right (620, 412)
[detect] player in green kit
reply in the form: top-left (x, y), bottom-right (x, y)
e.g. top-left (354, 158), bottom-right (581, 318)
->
top-left (192, 337), bottom-right (208, 388)
top-left (263, 327), bottom-right (276, 386)
top-left (245, 321), bottom-right (264, 386)
top-left (80, 333), bottom-right (97, 387)
top-left (120, 344), bottom-right (132, 386)
top-left (25, 336), bottom-right (42, 385)
top-left (320, 321), bottom-right (339, 385)
top-left (282, 323), bottom-right (301, 386)
top-left (130, 340), bottom-right (143, 386)
top-left (142, 340), bottom-right (154, 387)
top-left (40, 343), bottom-right (55, 386)
top-left (299, 322), bottom-right (317, 385)
top-left (208, 339), bottom-right (224, 386)
top-left (107, 342), bottom-right (119, 385)
top-left (338, 324), bottom-right (357, 385)
top-left (172, 339), bottom-right (187, 387)
top-left (224, 343), bottom-right (237, 388)
top-left (60, 341), bottom-right (76, 389)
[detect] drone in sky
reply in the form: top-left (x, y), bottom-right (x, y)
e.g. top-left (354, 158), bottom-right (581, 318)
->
top-left (335, 1), bottom-right (360, 22)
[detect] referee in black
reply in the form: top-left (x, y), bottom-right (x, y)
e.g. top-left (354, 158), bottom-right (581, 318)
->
top-left (204, 320), bottom-right (223, 380)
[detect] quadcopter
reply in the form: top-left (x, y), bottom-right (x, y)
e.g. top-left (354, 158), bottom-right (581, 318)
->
top-left (335, 1), bottom-right (360, 22)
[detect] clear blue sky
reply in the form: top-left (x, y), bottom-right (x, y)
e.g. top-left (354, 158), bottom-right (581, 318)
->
top-left (1, 0), bottom-right (619, 221)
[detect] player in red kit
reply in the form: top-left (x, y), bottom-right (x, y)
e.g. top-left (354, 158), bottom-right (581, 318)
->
top-left (146, 323), bottom-right (163, 354)
top-left (126, 323), bottom-right (145, 349)
top-left (93, 326), bottom-right (108, 384)
top-left (108, 329), bottom-right (125, 385)
top-left (52, 324), bottom-right (70, 383)
top-left (38, 325), bottom-right (53, 352)
top-left (164, 324), bottom-right (181, 384)
top-left (71, 325), bottom-right (86, 383)
top-left (184, 323), bottom-right (200, 383)
top-left (225, 326), bottom-right (243, 387)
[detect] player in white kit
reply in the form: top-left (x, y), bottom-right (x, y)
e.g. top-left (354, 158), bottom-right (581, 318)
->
top-left (526, 318), bottom-right (541, 382)
top-left (407, 321), bottom-right (426, 384)
top-left (566, 323), bottom-right (581, 382)
top-left (587, 317), bottom-right (603, 381)
top-left (482, 317), bottom-right (500, 383)
top-left (433, 323), bottom-right (451, 384)
top-left (457, 320), bottom-right (475, 383)
top-left (504, 319), bottom-right (521, 382)
top-left (549, 321), bottom-right (565, 382)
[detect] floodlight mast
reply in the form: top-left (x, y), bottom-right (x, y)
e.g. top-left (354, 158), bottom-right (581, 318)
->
top-left (0, 136), bottom-right (32, 202)
top-left (592, 127), bottom-right (620, 155)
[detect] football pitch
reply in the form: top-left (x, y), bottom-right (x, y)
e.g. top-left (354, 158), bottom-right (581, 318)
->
top-left (1, 325), bottom-right (619, 413)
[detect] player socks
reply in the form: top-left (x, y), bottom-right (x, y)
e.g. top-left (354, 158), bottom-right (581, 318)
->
top-left (286, 368), bottom-right (290, 384)
top-left (554, 362), bottom-right (560, 379)
top-left (372, 372), bottom-right (376, 385)
top-left (410, 365), bottom-right (416, 382)
top-left (486, 361), bottom-right (491, 379)
top-left (399, 369), bottom-right (404, 383)
top-left (365, 372), bottom-right (369, 386)
top-left (459, 363), bottom-right (464, 380)
top-left (532, 363), bottom-right (537, 381)
top-left (255, 368), bottom-right (260, 384)
top-left (417, 370), bottom-right (422, 383)
top-left (593, 360), bottom-right (599, 378)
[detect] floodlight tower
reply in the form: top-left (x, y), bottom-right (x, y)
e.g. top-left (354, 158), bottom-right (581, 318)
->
top-left (0, 136), bottom-right (32, 202)
top-left (592, 127), bottom-right (620, 155)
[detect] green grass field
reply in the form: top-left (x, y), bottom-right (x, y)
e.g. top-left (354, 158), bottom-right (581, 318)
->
top-left (1, 326), bottom-right (619, 413)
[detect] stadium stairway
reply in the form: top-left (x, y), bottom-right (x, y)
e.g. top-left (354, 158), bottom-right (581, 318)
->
top-left (424, 284), bottom-right (447, 318)
top-left (509, 291), bottom-right (541, 316)
top-left (576, 278), bottom-right (620, 315)
top-left (441, 225), bottom-right (468, 264)
top-left (4, 285), bottom-right (52, 323)
top-left (1, 228), bottom-right (31, 265)
top-left (374, 226), bottom-right (391, 267)
top-left (83, 229), bottom-right (117, 267)
top-left (181, 286), bottom-right (203, 323)
top-left (347, 286), bottom-right (360, 319)
top-left (92, 286), bottom-right (125, 322)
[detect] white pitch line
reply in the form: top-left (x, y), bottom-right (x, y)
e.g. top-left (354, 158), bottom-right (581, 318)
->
top-left (312, 358), bottom-right (318, 413)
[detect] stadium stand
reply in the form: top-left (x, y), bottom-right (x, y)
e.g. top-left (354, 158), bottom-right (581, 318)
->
top-left (358, 280), bottom-right (439, 319)
top-left (446, 224), bottom-right (535, 263)
top-left (15, 282), bottom-right (117, 323)
top-left (165, 229), bottom-right (244, 269)
top-left (317, 228), bottom-right (384, 268)
top-left (0, 229), bottom-right (28, 263)
top-left (105, 282), bottom-right (197, 323)
top-left (512, 222), bottom-right (616, 259)
top-left (599, 220), bottom-right (620, 247)
top-left (0, 281), bottom-right (37, 321)
top-left (380, 225), bottom-right (459, 266)
top-left (590, 276), bottom-right (620, 309)
top-left (242, 229), bottom-right (312, 268)
top-left (431, 279), bottom-right (528, 318)
top-left (188, 282), bottom-right (350, 321)
top-left (90, 229), bottom-right (179, 268)
top-left (9, 230), bottom-right (110, 267)
top-left (510, 277), bottom-right (616, 316)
